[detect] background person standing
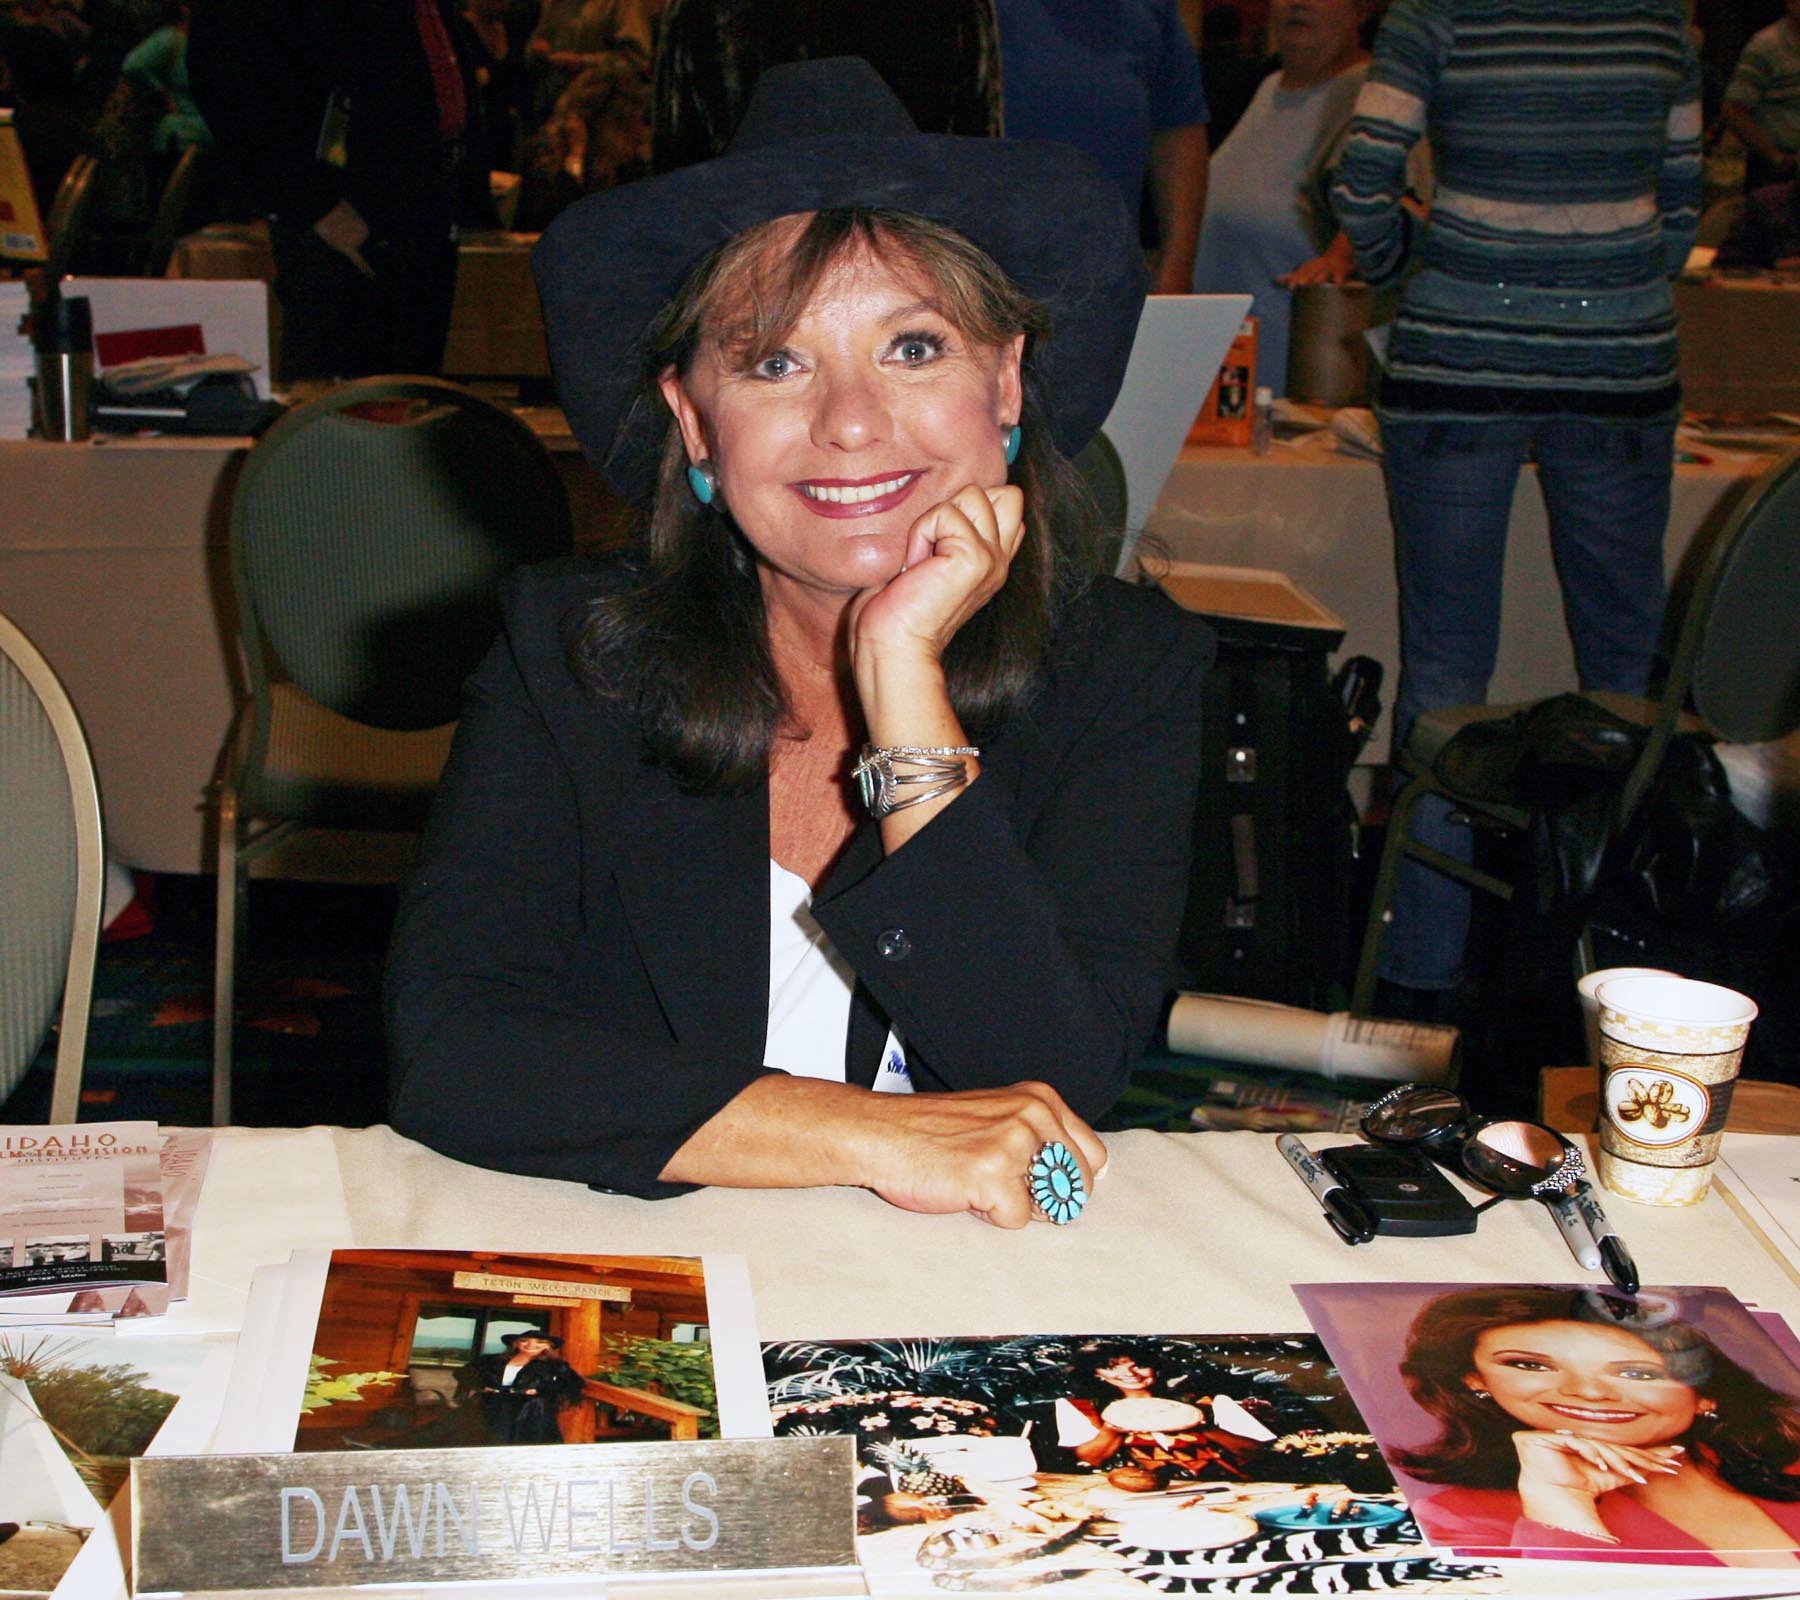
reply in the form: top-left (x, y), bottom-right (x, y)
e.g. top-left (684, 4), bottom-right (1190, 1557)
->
top-left (1331, 0), bottom-right (1701, 1021)
top-left (995, 0), bottom-right (1210, 294)
top-left (1721, 0), bottom-right (1800, 194)
top-left (188, 0), bottom-right (492, 382)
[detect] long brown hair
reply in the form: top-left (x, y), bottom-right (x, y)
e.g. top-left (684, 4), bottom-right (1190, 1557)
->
top-left (564, 208), bottom-right (1101, 795)
top-left (1396, 1286), bottom-right (1800, 1499)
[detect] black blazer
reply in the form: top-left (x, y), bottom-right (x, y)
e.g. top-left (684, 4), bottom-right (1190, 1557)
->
top-left (386, 560), bottom-right (1215, 1197)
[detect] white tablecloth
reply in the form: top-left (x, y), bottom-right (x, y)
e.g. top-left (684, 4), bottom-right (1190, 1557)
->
top-left (1147, 432), bottom-right (1770, 748)
top-left (112, 1126), bottom-right (1797, 1598)
top-left (173, 1125), bottom-right (1800, 1343)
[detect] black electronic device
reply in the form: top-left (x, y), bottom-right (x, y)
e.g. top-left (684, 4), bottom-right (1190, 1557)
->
top-left (92, 372), bottom-right (285, 437)
top-left (1319, 1142), bottom-right (1479, 1238)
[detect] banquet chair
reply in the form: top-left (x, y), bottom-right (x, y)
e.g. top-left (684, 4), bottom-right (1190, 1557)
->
top-left (43, 154), bottom-right (100, 282)
top-left (1073, 429), bottom-right (1128, 575)
top-left (1352, 442), bottom-right (1800, 1016)
top-left (0, 611), bottom-right (104, 1124)
top-left (211, 376), bottom-right (571, 1123)
top-left (142, 144), bottom-right (207, 278)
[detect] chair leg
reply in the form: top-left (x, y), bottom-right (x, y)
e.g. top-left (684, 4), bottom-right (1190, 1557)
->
top-left (1351, 770), bottom-right (1434, 1015)
top-left (212, 788), bottom-right (242, 1126)
top-left (1574, 924), bottom-right (1597, 982)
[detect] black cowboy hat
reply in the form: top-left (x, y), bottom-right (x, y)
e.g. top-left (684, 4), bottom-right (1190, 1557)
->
top-left (533, 55), bottom-right (1147, 507)
top-left (500, 1330), bottom-right (563, 1348)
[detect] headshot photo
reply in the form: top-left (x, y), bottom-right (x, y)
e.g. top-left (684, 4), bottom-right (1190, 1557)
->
top-left (1298, 1282), bottom-right (1800, 1563)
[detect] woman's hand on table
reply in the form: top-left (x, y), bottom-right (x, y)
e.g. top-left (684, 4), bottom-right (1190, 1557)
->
top-left (659, 1075), bottom-right (1105, 1229)
top-left (857, 1079), bottom-right (1106, 1230)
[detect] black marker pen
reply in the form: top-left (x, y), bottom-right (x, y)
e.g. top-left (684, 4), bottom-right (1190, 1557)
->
top-left (1277, 1134), bottom-right (1376, 1245)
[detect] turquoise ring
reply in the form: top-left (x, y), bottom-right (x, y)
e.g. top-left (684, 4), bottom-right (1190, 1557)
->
top-left (1027, 1141), bottom-right (1087, 1225)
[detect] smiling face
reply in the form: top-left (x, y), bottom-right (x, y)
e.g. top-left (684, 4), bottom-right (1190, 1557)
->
top-left (659, 219), bottom-right (1023, 625)
top-left (1468, 1321), bottom-right (1703, 1446)
top-left (1096, 1356), bottom-right (1157, 1392)
top-left (509, 1336), bottom-right (554, 1359)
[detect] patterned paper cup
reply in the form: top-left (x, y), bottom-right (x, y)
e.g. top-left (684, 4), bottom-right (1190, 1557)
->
top-left (1595, 974), bottom-right (1758, 1206)
top-left (1576, 966), bottom-right (1677, 1073)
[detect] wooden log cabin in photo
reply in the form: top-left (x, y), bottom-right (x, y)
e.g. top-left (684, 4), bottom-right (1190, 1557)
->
top-left (294, 1249), bottom-right (713, 1451)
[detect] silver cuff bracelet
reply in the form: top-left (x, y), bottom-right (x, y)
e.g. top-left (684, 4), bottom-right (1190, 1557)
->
top-left (851, 744), bottom-right (979, 819)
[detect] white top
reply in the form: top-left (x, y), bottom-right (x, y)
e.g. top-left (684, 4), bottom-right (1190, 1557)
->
top-left (1191, 64), bottom-right (1369, 397)
top-left (767, 860), bottom-right (912, 1093)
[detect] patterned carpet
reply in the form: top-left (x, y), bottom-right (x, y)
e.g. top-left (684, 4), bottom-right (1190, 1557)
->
top-left (3, 876), bottom-right (394, 1128)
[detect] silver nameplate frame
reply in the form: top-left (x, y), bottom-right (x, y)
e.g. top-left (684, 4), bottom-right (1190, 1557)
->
top-left (132, 1437), bottom-right (856, 1595)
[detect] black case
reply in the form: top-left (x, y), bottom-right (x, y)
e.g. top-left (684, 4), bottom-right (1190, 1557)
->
top-left (1320, 1143), bottom-right (1480, 1237)
top-left (1176, 620), bottom-right (1359, 1008)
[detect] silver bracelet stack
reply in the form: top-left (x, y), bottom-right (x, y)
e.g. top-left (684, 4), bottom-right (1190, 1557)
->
top-left (851, 744), bottom-right (980, 819)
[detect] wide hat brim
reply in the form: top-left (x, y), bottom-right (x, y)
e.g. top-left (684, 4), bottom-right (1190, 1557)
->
top-left (500, 1331), bottom-right (563, 1348)
top-left (533, 58), bottom-right (1147, 507)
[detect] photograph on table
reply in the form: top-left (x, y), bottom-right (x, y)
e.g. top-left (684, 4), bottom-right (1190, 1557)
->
top-left (290, 1249), bottom-right (762, 1454)
top-left (1296, 1281), bottom-right (1800, 1565)
top-left (761, 1332), bottom-right (1501, 1595)
top-left (0, 1329), bottom-right (228, 1596)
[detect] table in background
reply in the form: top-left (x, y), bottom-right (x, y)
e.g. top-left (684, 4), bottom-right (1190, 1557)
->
top-left (170, 1123), bottom-right (1800, 1596)
top-left (1147, 431), bottom-right (1771, 750)
top-left (167, 224), bottom-right (546, 382)
top-left (1675, 275), bottom-right (1800, 416)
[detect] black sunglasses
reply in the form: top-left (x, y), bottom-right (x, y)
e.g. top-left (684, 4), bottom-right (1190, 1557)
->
top-left (1359, 1084), bottom-right (1586, 1202)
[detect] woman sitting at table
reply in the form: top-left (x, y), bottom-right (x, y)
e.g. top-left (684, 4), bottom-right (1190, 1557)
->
top-left (1395, 1286), bottom-right (1800, 1563)
top-left (384, 57), bottom-right (1216, 1229)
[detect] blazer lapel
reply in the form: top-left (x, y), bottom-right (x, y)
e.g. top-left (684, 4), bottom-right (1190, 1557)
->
top-left (823, 821), bottom-right (887, 1088)
top-left (613, 765), bottom-right (770, 1065)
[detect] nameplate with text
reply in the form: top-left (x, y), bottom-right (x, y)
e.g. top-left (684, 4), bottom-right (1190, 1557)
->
top-left (132, 1438), bottom-right (854, 1595)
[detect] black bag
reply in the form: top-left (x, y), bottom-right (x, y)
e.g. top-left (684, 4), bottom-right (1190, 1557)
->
top-left (1177, 644), bottom-right (1375, 1008)
top-left (1431, 692), bottom-right (1791, 930)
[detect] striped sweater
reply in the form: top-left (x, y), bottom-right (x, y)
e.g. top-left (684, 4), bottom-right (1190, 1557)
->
top-left (1330, 0), bottom-right (1701, 421)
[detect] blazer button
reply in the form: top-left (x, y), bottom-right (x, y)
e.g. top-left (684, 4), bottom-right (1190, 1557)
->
top-left (876, 927), bottom-right (912, 961)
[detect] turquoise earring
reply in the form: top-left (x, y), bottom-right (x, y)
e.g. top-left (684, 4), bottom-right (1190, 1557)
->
top-left (686, 460), bottom-right (718, 505)
top-left (1004, 425), bottom-right (1022, 465)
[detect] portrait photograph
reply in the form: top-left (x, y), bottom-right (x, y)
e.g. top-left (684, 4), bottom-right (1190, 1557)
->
top-left (1297, 1282), bottom-right (1800, 1565)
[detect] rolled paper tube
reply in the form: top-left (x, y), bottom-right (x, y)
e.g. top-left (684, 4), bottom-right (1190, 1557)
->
top-left (1165, 993), bottom-right (1457, 1084)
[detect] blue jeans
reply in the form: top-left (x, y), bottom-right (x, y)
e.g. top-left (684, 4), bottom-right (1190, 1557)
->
top-left (1378, 415), bottom-right (1677, 990)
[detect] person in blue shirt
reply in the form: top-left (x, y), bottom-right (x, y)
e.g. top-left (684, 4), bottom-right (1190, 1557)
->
top-left (996, 0), bottom-right (1210, 293)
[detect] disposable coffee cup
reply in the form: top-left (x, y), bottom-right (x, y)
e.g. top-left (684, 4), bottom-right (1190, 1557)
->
top-left (1594, 974), bottom-right (1757, 1206)
top-left (1576, 966), bottom-right (1677, 1072)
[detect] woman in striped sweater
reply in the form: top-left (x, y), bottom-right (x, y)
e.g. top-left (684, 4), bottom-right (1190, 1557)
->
top-left (1330, 0), bottom-right (1702, 1006)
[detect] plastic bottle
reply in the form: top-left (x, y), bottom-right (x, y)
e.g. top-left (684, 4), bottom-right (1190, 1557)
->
top-left (1250, 385), bottom-right (1274, 456)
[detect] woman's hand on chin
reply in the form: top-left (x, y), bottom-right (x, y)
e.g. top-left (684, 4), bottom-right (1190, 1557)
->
top-left (849, 483), bottom-right (1025, 676)
top-left (858, 1080), bottom-right (1105, 1230)
top-left (1512, 1429), bottom-right (1685, 1536)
